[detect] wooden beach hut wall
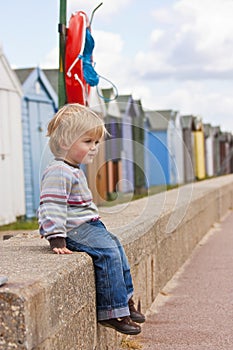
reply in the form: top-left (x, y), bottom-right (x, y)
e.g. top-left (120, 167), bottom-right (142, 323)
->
top-left (102, 88), bottom-right (123, 196)
top-left (155, 110), bottom-right (178, 185)
top-left (132, 99), bottom-right (146, 193)
top-left (144, 110), bottom-right (175, 187)
top-left (203, 124), bottom-right (215, 178)
top-left (180, 115), bottom-right (195, 183)
top-left (230, 134), bottom-right (233, 173)
top-left (116, 94), bottom-right (135, 193)
top-left (15, 67), bottom-right (58, 218)
top-left (87, 87), bottom-right (108, 204)
top-left (219, 132), bottom-right (232, 175)
top-left (173, 111), bottom-right (185, 184)
top-left (212, 126), bottom-right (221, 175)
top-left (171, 110), bottom-right (185, 184)
top-left (0, 47), bottom-right (25, 224)
top-left (192, 117), bottom-right (206, 180)
top-left (229, 133), bottom-right (233, 174)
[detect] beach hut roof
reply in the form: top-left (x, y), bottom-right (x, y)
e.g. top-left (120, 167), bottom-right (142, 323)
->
top-left (133, 99), bottom-right (145, 118)
top-left (117, 94), bottom-right (132, 113)
top-left (203, 123), bottom-right (214, 137)
top-left (43, 68), bottom-right (59, 94)
top-left (101, 88), bottom-right (114, 103)
top-left (14, 67), bottom-right (34, 85)
top-left (181, 115), bottom-right (195, 129)
top-left (146, 110), bottom-right (169, 131)
top-left (156, 109), bottom-right (175, 121)
top-left (15, 67), bottom-right (58, 108)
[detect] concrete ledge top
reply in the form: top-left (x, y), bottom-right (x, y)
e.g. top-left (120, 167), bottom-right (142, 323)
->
top-left (0, 233), bottom-right (93, 295)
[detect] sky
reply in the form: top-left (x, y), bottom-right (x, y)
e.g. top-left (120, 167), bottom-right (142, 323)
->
top-left (0, 0), bottom-right (233, 133)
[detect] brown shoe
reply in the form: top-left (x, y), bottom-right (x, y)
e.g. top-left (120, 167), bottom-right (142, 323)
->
top-left (99, 316), bottom-right (141, 335)
top-left (128, 298), bottom-right (146, 323)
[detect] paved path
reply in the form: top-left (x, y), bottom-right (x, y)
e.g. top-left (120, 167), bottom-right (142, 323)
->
top-left (139, 210), bottom-right (233, 350)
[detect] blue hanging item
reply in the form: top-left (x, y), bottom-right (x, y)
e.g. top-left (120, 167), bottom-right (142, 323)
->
top-left (82, 28), bottom-right (99, 86)
top-left (81, 28), bottom-right (118, 101)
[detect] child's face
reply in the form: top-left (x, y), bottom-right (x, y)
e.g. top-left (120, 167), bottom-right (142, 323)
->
top-left (63, 132), bottom-right (100, 165)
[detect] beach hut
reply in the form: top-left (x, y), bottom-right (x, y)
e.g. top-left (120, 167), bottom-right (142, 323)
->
top-left (212, 126), bottom-right (221, 175)
top-left (180, 115), bottom-right (195, 183)
top-left (110, 95), bottom-right (146, 194)
top-left (172, 110), bottom-right (185, 184)
top-left (146, 110), bottom-right (184, 185)
top-left (102, 88), bottom-right (123, 197)
top-left (156, 110), bottom-right (182, 185)
top-left (192, 117), bottom-right (206, 180)
top-left (144, 110), bottom-right (176, 187)
top-left (15, 67), bottom-right (58, 218)
top-left (86, 87), bottom-right (108, 204)
top-left (132, 99), bottom-right (146, 193)
top-left (0, 47), bottom-right (25, 224)
top-left (116, 94), bottom-right (135, 193)
top-left (204, 124), bottom-right (215, 178)
top-left (219, 132), bottom-right (232, 175)
top-left (230, 134), bottom-right (233, 174)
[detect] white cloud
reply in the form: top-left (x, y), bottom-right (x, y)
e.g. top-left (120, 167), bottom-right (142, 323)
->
top-left (140, 80), bottom-right (233, 133)
top-left (136, 0), bottom-right (233, 79)
top-left (41, 46), bottom-right (59, 69)
top-left (93, 30), bottom-right (140, 94)
top-left (175, 0), bottom-right (233, 68)
top-left (150, 30), bottom-right (164, 45)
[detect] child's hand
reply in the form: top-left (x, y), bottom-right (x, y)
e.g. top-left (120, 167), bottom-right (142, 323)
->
top-left (49, 237), bottom-right (72, 254)
top-left (52, 247), bottom-right (73, 254)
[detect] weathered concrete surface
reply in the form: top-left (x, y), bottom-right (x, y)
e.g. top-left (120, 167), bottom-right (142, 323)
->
top-left (0, 175), bottom-right (233, 349)
top-left (0, 236), bottom-right (97, 350)
top-left (140, 210), bottom-right (233, 349)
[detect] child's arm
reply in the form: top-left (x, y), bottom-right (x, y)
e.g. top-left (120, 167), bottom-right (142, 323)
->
top-left (39, 163), bottom-right (73, 254)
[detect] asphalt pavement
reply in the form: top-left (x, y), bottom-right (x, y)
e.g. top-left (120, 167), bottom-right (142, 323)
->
top-left (139, 210), bottom-right (233, 350)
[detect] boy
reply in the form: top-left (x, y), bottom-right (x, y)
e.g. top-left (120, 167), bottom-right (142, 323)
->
top-left (38, 104), bottom-right (145, 335)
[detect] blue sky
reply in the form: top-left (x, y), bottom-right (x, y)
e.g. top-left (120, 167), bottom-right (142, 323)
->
top-left (1, 0), bottom-right (233, 133)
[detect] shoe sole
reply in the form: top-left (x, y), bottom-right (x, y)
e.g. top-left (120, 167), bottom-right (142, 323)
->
top-left (130, 317), bottom-right (146, 324)
top-left (99, 321), bottom-right (141, 335)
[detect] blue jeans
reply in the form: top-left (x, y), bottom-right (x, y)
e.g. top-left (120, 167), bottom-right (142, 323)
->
top-left (66, 220), bottom-right (134, 321)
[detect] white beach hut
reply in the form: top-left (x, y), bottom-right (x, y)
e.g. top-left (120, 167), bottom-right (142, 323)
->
top-left (204, 124), bottom-right (215, 177)
top-left (0, 47), bottom-right (25, 224)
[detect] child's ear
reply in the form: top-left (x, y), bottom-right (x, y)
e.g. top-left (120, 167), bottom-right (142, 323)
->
top-left (60, 140), bottom-right (70, 151)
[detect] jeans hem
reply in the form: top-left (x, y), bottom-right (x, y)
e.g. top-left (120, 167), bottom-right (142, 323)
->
top-left (97, 306), bottom-right (130, 321)
top-left (127, 291), bottom-right (134, 301)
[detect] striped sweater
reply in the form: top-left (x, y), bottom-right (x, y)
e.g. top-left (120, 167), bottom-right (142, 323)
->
top-left (38, 159), bottom-right (99, 240)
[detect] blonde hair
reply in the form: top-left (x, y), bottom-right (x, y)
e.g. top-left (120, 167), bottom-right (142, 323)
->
top-left (47, 103), bottom-right (107, 157)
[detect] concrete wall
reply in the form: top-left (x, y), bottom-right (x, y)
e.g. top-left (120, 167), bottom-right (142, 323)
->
top-left (0, 175), bottom-right (233, 350)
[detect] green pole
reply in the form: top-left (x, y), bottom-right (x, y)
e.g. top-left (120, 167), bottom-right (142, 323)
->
top-left (58, 0), bottom-right (67, 108)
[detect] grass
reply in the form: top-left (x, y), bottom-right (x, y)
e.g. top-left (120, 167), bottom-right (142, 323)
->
top-left (0, 217), bottom-right (38, 231)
